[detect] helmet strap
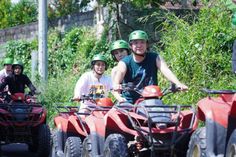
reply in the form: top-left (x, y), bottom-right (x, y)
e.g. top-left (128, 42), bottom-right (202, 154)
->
top-left (93, 68), bottom-right (103, 77)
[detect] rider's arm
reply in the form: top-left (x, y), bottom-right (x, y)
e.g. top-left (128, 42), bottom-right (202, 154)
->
top-left (0, 76), bottom-right (8, 91)
top-left (156, 55), bottom-right (188, 90)
top-left (111, 66), bottom-right (118, 83)
top-left (73, 73), bottom-right (88, 99)
top-left (112, 61), bottom-right (127, 102)
top-left (25, 75), bottom-right (36, 94)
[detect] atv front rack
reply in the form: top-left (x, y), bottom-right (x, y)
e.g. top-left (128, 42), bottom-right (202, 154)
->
top-left (0, 103), bottom-right (44, 125)
top-left (56, 105), bottom-right (113, 136)
top-left (115, 103), bottom-right (196, 155)
top-left (56, 105), bottom-right (112, 115)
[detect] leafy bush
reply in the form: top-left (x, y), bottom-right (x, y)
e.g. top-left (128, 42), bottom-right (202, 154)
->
top-left (152, 0), bottom-right (236, 104)
top-left (38, 75), bottom-right (78, 125)
top-left (47, 26), bottom-right (110, 77)
top-left (5, 40), bottom-right (35, 75)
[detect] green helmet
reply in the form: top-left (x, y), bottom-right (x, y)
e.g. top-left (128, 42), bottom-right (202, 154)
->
top-left (12, 60), bottom-right (24, 69)
top-left (3, 57), bottom-right (13, 65)
top-left (232, 12), bottom-right (236, 26)
top-left (91, 54), bottom-right (107, 69)
top-left (109, 40), bottom-right (129, 53)
top-left (129, 30), bottom-right (148, 42)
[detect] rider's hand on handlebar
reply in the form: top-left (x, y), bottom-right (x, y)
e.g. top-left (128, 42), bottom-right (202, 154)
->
top-left (117, 97), bottom-right (127, 103)
top-left (176, 83), bottom-right (188, 91)
top-left (71, 97), bottom-right (80, 102)
top-left (113, 84), bottom-right (122, 92)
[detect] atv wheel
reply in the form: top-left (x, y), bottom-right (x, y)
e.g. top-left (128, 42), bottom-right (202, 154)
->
top-left (37, 124), bottom-right (51, 157)
top-left (50, 141), bottom-right (57, 157)
top-left (82, 135), bottom-right (92, 157)
top-left (28, 144), bottom-right (37, 152)
top-left (226, 130), bottom-right (236, 157)
top-left (28, 128), bottom-right (39, 152)
top-left (104, 133), bottom-right (129, 157)
top-left (50, 131), bottom-right (58, 157)
top-left (187, 127), bottom-right (206, 157)
top-left (50, 129), bottom-right (66, 157)
top-left (64, 137), bottom-right (82, 157)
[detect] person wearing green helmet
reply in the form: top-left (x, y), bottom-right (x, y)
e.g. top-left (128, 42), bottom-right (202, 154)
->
top-left (73, 54), bottom-right (112, 112)
top-left (109, 40), bottom-right (130, 82)
top-left (0, 60), bottom-right (36, 95)
top-left (0, 57), bottom-right (13, 83)
top-left (113, 30), bottom-right (188, 103)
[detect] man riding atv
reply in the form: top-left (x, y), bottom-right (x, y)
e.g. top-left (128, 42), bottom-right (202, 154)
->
top-left (113, 30), bottom-right (188, 103)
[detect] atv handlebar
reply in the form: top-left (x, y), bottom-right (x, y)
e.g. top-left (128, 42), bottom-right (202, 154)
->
top-left (201, 88), bottom-right (236, 94)
top-left (121, 83), bottom-right (181, 98)
top-left (71, 94), bottom-right (99, 103)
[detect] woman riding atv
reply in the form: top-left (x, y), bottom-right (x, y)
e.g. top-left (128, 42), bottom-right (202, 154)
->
top-left (0, 60), bottom-right (37, 96)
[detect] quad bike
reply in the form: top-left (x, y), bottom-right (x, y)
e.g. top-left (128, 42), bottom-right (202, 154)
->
top-left (0, 92), bottom-right (51, 157)
top-left (103, 83), bottom-right (198, 157)
top-left (187, 89), bottom-right (236, 157)
top-left (51, 94), bottom-right (114, 157)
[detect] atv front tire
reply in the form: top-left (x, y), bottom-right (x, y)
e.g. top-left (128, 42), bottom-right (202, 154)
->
top-left (187, 127), bottom-right (207, 157)
top-left (37, 124), bottom-right (51, 157)
top-left (82, 135), bottom-right (92, 157)
top-left (64, 136), bottom-right (82, 157)
top-left (28, 143), bottom-right (37, 152)
top-left (226, 130), bottom-right (236, 157)
top-left (104, 133), bottom-right (129, 157)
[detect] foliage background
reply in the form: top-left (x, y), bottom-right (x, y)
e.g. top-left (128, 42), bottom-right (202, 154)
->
top-left (154, 0), bottom-right (236, 105)
top-left (0, 0), bottom-right (37, 29)
top-left (2, 0), bottom-right (236, 125)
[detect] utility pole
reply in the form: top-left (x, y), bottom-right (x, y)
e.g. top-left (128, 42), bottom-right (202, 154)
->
top-left (38, 0), bottom-right (48, 83)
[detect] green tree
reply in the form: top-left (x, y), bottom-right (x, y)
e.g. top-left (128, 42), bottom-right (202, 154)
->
top-left (0, 0), bottom-right (37, 29)
top-left (99, 0), bottom-right (189, 8)
top-left (48, 0), bottom-right (90, 18)
top-left (0, 0), bottom-right (13, 29)
top-left (11, 0), bottom-right (37, 26)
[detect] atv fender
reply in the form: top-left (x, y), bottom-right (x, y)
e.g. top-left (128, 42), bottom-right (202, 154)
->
top-left (67, 115), bottom-right (87, 136)
top-left (85, 115), bottom-right (106, 156)
top-left (197, 96), bottom-right (231, 156)
top-left (225, 95), bottom-right (236, 153)
top-left (179, 110), bottom-right (198, 130)
top-left (36, 108), bottom-right (47, 125)
top-left (54, 116), bottom-right (69, 132)
top-left (105, 108), bottom-right (142, 136)
top-left (197, 96), bottom-right (231, 127)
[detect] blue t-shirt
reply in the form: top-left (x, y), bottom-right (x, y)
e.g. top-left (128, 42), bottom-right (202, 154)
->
top-left (122, 52), bottom-right (159, 103)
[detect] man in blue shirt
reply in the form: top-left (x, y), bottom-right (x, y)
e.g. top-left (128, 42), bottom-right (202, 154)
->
top-left (113, 30), bottom-right (188, 103)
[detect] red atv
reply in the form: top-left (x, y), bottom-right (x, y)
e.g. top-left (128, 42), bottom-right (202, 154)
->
top-left (51, 94), bottom-right (114, 157)
top-left (187, 89), bottom-right (236, 157)
top-left (103, 83), bottom-right (198, 157)
top-left (0, 92), bottom-right (51, 157)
